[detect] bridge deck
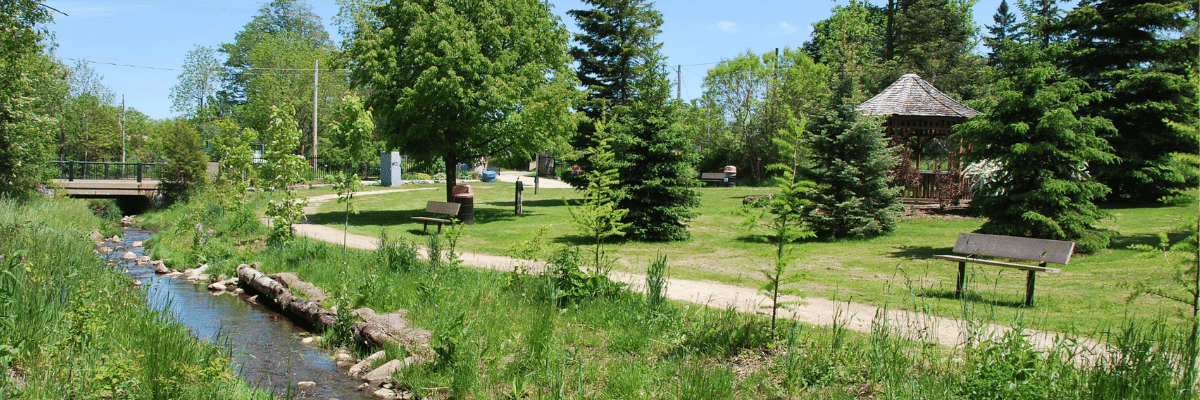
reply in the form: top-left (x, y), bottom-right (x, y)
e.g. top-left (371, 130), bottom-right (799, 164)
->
top-left (53, 179), bottom-right (161, 197)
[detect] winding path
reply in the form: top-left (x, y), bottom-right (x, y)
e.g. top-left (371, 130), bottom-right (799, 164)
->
top-left (294, 177), bottom-right (1101, 356)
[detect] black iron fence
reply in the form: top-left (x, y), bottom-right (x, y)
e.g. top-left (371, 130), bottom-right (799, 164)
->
top-left (54, 161), bottom-right (164, 182)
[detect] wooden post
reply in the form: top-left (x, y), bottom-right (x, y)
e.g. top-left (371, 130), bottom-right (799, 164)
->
top-left (1025, 269), bottom-right (1038, 307)
top-left (515, 180), bottom-right (524, 216)
top-left (534, 175), bottom-right (539, 195)
top-left (956, 261), bottom-right (966, 298)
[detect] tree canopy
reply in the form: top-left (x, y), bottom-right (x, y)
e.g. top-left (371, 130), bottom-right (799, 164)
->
top-left (350, 0), bottom-right (580, 200)
top-left (1057, 0), bottom-right (1200, 202)
top-left (0, 0), bottom-right (63, 196)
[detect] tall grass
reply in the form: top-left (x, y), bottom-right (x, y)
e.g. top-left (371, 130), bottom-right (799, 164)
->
top-left (141, 190), bottom-right (1200, 399)
top-left (0, 197), bottom-right (269, 399)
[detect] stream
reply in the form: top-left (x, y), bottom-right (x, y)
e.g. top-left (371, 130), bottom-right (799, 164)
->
top-left (104, 228), bottom-right (372, 399)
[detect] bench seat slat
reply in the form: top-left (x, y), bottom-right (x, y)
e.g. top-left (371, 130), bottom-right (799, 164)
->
top-left (952, 233), bottom-right (1074, 265)
top-left (932, 255), bottom-right (1062, 273)
top-left (411, 216), bottom-right (453, 224)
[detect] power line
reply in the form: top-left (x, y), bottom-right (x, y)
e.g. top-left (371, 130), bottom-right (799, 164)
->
top-left (61, 55), bottom-right (350, 74)
top-left (61, 58), bottom-right (178, 71)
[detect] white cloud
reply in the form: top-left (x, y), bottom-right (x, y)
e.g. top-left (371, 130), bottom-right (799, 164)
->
top-left (717, 21), bottom-right (741, 34)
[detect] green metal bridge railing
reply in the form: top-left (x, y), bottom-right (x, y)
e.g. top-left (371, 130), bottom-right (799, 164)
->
top-left (53, 161), bottom-right (164, 183)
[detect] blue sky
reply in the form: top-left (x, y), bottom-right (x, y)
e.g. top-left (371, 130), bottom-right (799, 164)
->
top-left (42, 0), bottom-right (1009, 120)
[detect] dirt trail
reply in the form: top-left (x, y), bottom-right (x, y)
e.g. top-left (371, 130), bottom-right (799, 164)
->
top-left (296, 185), bottom-right (1102, 355)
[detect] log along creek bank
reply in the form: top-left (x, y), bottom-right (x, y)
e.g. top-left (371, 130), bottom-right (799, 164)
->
top-left (98, 223), bottom-right (426, 399)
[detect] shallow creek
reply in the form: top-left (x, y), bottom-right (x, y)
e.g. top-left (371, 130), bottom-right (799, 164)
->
top-left (104, 228), bottom-right (371, 399)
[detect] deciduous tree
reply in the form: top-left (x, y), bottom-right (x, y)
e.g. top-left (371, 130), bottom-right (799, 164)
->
top-left (0, 0), bottom-right (63, 197)
top-left (350, 0), bottom-right (579, 201)
top-left (170, 45), bottom-right (222, 119)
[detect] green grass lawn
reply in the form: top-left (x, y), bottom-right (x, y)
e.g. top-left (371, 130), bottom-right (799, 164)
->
top-left (309, 182), bottom-right (1198, 334)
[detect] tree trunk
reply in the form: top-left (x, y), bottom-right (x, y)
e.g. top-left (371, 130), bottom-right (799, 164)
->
top-left (444, 147), bottom-right (458, 202)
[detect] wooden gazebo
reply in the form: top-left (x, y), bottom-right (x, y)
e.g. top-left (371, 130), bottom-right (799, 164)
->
top-left (857, 73), bottom-right (979, 203)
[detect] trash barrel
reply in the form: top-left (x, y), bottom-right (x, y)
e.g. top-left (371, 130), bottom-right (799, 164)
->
top-left (452, 184), bottom-right (475, 225)
top-left (723, 165), bottom-right (738, 187)
top-left (481, 170), bottom-right (498, 182)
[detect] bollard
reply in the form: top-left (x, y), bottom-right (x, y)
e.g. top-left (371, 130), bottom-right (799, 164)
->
top-left (515, 180), bottom-right (524, 216)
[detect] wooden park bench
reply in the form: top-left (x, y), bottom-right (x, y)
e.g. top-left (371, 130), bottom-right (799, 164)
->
top-left (700, 172), bottom-right (729, 185)
top-left (932, 233), bottom-right (1074, 307)
top-left (411, 201), bottom-right (461, 233)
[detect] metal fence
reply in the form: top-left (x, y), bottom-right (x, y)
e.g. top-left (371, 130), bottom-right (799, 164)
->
top-left (54, 161), bottom-right (164, 182)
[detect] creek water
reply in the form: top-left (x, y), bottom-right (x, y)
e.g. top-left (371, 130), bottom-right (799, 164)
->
top-left (104, 228), bottom-right (372, 399)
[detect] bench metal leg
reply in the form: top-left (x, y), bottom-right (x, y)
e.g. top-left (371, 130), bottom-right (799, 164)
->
top-left (437, 223), bottom-right (443, 234)
top-left (956, 261), bottom-right (966, 298)
top-left (422, 221), bottom-right (429, 233)
top-left (1025, 270), bottom-right (1036, 307)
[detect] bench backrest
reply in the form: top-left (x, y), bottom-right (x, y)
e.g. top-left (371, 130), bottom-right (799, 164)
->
top-left (700, 172), bottom-right (726, 180)
top-left (952, 233), bottom-right (1074, 265)
top-left (425, 201), bottom-right (461, 216)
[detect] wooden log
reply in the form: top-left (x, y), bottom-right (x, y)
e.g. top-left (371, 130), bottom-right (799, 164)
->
top-left (237, 263), bottom-right (338, 330)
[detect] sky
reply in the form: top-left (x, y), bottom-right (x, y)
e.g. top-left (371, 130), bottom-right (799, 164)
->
top-left (42, 0), bottom-right (1011, 120)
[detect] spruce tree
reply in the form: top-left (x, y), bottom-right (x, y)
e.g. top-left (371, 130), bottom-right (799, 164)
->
top-left (609, 55), bottom-right (700, 241)
top-left (569, 0), bottom-right (699, 242)
top-left (955, 29), bottom-right (1117, 251)
top-left (567, 0), bottom-right (662, 120)
top-left (801, 80), bottom-right (902, 240)
top-left (984, 0), bottom-right (1018, 67)
top-left (1057, 0), bottom-right (1199, 202)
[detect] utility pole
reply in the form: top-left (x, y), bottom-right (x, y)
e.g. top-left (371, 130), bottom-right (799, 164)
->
top-left (312, 59), bottom-right (319, 174)
top-left (120, 95), bottom-right (126, 164)
top-left (676, 65), bottom-right (681, 100)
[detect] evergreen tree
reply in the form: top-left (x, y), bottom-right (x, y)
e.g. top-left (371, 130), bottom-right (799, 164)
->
top-left (801, 80), bottom-right (902, 240)
top-left (567, 0), bottom-right (662, 120)
top-left (955, 31), bottom-right (1117, 252)
top-left (884, 0), bottom-right (984, 97)
top-left (1058, 0), bottom-right (1199, 202)
top-left (569, 0), bottom-right (699, 241)
top-left (609, 55), bottom-right (700, 241)
top-left (984, 0), bottom-right (1018, 66)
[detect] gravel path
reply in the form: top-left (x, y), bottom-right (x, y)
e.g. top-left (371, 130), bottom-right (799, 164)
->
top-left (295, 182), bottom-right (1102, 356)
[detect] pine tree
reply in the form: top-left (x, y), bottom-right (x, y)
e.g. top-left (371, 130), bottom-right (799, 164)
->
top-left (955, 30), bottom-right (1117, 251)
top-left (1057, 0), bottom-right (1199, 202)
top-left (984, 0), bottom-right (1018, 67)
top-left (801, 80), bottom-right (902, 240)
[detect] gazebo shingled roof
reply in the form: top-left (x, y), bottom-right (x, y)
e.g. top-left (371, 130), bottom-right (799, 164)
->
top-left (857, 73), bottom-right (979, 118)
top-left (857, 73), bottom-right (979, 137)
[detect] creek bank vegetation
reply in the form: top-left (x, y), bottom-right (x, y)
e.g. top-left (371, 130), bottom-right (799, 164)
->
top-left (132, 183), bottom-right (1200, 399)
top-left (0, 198), bottom-right (271, 399)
